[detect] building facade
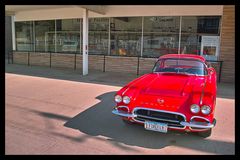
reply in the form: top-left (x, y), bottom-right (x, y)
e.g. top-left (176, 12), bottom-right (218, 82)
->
top-left (5, 5), bottom-right (235, 83)
top-left (5, 16), bottom-right (12, 59)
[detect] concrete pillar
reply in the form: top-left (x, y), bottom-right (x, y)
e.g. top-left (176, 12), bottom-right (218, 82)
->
top-left (178, 16), bottom-right (182, 54)
top-left (11, 15), bottom-right (16, 51)
top-left (82, 8), bottom-right (88, 75)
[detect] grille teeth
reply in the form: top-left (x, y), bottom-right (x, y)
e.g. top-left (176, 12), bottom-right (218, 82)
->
top-left (134, 109), bottom-right (186, 129)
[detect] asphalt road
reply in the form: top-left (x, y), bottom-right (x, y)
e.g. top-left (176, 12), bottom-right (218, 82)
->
top-left (5, 65), bottom-right (235, 155)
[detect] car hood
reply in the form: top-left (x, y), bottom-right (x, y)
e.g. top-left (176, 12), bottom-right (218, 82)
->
top-left (122, 73), bottom-right (206, 112)
top-left (141, 73), bottom-right (204, 96)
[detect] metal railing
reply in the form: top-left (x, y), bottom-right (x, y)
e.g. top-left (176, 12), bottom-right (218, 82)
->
top-left (206, 60), bottom-right (223, 82)
top-left (10, 50), bottom-right (223, 82)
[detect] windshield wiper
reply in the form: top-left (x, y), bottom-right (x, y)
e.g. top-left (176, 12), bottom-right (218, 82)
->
top-left (154, 71), bottom-right (177, 74)
top-left (177, 72), bottom-right (198, 76)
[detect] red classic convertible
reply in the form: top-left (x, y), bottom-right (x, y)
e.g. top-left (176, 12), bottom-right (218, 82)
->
top-left (112, 54), bottom-right (217, 138)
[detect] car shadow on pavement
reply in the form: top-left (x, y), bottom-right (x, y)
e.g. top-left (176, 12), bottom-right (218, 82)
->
top-left (63, 91), bottom-right (234, 154)
top-left (5, 63), bottom-right (138, 87)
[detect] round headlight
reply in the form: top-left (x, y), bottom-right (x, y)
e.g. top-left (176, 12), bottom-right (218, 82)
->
top-left (190, 104), bottom-right (200, 114)
top-left (201, 105), bottom-right (211, 115)
top-left (123, 96), bottom-right (130, 104)
top-left (114, 95), bottom-right (122, 103)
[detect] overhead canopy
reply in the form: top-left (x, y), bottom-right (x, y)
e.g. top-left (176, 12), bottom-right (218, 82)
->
top-left (5, 5), bottom-right (223, 21)
top-left (5, 5), bottom-right (105, 20)
top-left (78, 5), bottom-right (105, 15)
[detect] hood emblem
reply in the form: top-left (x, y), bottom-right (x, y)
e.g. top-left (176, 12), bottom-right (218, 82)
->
top-left (157, 98), bottom-right (164, 104)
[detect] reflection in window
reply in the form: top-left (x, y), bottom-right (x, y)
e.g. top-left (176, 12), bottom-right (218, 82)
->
top-left (143, 16), bottom-right (180, 57)
top-left (110, 17), bottom-right (142, 56)
top-left (180, 16), bottom-right (221, 57)
top-left (88, 18), bottom-right (109, 55)
top-left (15, 21), bottom-right (34, 51)
top-left (197, 16), bottom-right (220, 34)
top-left (35, 20), bottom-right (55, 52)
top-left (56, 19), bottom-right (80, 53)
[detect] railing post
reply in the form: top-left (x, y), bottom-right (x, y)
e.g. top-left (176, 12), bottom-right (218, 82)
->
top-left (28, 51), bottom-right (30, 66)
top-left (12, 51), bottom-right (14, 64)
top-left (137, 56), bottom-right (140, 75)
top-left (74, 52), bottom-right (77, 70)
top-left (103, 54), bottom-right (106, 72)
top-left (49, 52), bottom-right (52, 68)
top-left (8, 51), bottom-right (10, 64)
top-left (219, 61), bottom-right (223, 83)
top-left (9, 50), bottom-right (14, 64)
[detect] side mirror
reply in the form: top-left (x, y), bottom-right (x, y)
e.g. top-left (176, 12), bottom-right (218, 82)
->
top-left (206, 62), bottom-right (212, 68)
top-left (208, 67), bottom-right (214, 74)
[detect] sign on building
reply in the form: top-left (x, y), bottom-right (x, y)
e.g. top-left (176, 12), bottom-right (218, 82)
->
top-left (201, 36), bottom-right (220, 61)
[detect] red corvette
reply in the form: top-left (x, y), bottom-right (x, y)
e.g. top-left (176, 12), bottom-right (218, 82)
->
top-left (112, 54), bottom-right (217, 138)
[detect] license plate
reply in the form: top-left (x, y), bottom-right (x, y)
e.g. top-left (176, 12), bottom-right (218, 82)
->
top-left (144, 121), bottom-right (168, 133)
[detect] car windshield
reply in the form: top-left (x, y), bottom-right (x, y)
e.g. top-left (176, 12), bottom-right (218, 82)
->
top-left (153, 58), bottom-right (207, 76)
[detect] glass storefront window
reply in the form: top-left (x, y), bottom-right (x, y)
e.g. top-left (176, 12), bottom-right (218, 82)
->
top-left (56, 19), bottom-right (80, 53)
top-left (35, 20), bottom-right (55, 52)
top-left (15, 21), bottom-right (34, 51)
top-left (181, 16), bottom-right (202, 55)
top-left (180, 16), bottom-right (221, 60)
top-left (143, 16), bottom-right (180, 57)
top-left (110, 17), bottom-right (142, 56)
top-left (15, 16), bottom-right (221, 59)
top-left (88, 18), bottom-right (109, 55)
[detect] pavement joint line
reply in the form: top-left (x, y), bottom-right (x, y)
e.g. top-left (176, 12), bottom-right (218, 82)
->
top-left (6, 94), bottom-right (89, 110)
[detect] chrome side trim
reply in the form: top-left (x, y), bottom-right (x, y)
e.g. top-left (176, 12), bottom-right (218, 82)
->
top-left (200, 78), bottom-right (207, 105)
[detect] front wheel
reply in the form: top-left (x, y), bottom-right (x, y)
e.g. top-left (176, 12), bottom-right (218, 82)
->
top-left (197, 129), bottom-right (212, 138)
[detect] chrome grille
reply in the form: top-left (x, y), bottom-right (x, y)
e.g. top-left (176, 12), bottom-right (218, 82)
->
top-left (133, 108), bottom-right (186, 129)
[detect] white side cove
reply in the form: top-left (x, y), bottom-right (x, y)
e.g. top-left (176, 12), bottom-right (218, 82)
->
top-left (82, 8), bottom-right (89, 76)
top-left (11, 15), bottom-right (16, 51)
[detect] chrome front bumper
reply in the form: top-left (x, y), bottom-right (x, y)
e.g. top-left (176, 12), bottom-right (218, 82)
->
top-left (112, 108), bottom-right (137, 118)
top-left (112, 108), bottom-right (216, 129)
top-left (180, 121), bottom-right (216, 129)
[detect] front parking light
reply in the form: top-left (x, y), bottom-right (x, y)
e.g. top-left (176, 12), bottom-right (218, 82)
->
top-left (114, 95), bottom-right (122, 103)
top-left (123, 96), bottom-right (130, 104)
top-left (190, 104), bottom-right (200, 114)
top-left (201, 105), bottom-right (211, 115)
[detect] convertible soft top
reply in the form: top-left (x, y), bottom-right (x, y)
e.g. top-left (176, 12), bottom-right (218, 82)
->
top-left (159, 54), bottom-right (206, 63)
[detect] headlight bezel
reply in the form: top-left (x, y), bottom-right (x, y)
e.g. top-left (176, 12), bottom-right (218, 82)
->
top-left (123, 96), bottom-right (131, 104)
top-left (190, 104), bottom-right (200, 114)
top-left (114, 95), bottom-right (122, 103)
top-left (201, 105), bottom-right (211, 115)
